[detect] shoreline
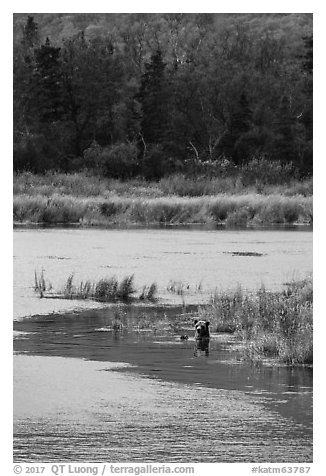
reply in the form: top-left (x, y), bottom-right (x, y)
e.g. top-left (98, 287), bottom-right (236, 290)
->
top-left (14, 221), bottom-right (313, 230)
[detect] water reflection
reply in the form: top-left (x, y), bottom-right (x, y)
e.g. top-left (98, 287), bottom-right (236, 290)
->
top-left (193, 338), bottom-right (210, 357)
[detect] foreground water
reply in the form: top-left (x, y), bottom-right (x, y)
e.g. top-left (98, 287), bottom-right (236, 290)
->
top-left (13, 227), bottom-right (313, 462)
top-left (14, 307), bottom-right (313, 463)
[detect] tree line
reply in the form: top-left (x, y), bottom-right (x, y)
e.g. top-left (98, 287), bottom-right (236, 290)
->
top-left (13, 14), bottom-right (313, 179)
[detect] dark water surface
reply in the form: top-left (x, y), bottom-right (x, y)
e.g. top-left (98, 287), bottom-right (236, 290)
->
top-left (14, 307), bottom-right (313, 463)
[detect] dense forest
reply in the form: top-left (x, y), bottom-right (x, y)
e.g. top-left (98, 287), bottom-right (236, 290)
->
top-left (13, 13), bottom-right (313, 179)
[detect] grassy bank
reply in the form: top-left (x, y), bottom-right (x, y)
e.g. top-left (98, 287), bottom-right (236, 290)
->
top-left (201, 276), bottom-right (313, 365)
top-left (14, 172), bottom-right (312, 226)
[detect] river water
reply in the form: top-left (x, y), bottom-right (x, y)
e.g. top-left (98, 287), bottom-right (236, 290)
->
top-left (13, 227), bottom-right (312, 319)
top-left (13, 227), bottom-right (313, 463)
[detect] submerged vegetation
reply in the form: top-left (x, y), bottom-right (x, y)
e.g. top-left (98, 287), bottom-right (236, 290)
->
top-left (201, 276), bottom-right (313, 365)
top-left (34, 271), bottom-right (157, 303)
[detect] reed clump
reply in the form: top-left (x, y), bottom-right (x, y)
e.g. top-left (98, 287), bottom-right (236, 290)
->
top-left (139, 283), bottom-right (158, 301)
top-left (202, 276), bottom-right (313, 364)
top-left (34, 271), bottom-right (157, 303)
top-left (34, 269), bottom-right (52, 297)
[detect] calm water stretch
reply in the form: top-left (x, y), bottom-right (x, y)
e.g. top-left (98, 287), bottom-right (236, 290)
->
top-left (13, 227), bottom-right (313, 462)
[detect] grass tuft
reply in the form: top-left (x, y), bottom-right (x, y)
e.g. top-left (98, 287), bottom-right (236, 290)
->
top-left (139, 283), bottom-right (158, 301)
top-left (34, 269), bottom-right (52, 297)
top-left (202, 277), bottom-right (313, 364)
top-left (34, 271), bottom-right (155, 303)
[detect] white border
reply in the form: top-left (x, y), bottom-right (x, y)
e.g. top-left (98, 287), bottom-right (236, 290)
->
top-left (4, 4), bottom-right (323, 475)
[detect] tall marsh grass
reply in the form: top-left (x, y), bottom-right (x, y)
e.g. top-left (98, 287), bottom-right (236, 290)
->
top-left (13, 171), bottom-right (162, 198)
top-left (34, 269), bottom-right (52, 297)
top-left (14, 193), bottom-right (312, 226)
top-left (14, 171), bottom-right (312, 226)
top-left (34, 272), bottom-right (157, 303)
top-left (14, 171), bottom-right (312, 198)
top-left (202, 276), bottom-right (313, 364)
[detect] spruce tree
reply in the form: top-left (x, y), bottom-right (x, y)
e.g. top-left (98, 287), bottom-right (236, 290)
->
top-left (137, 49), bottom-right (169, 145)
top-left (33, 37), bottom-right (63, 124)
top-left (14, 16), bottom-right (40, 137)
